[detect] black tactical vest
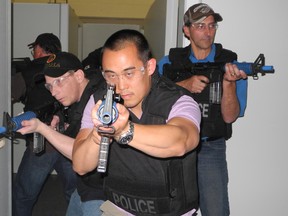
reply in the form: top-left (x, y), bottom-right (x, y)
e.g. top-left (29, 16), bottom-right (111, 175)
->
top-left (22, 56), bottom-right (56, 115)
top-left (163, 44), bottom-right (237, 139)
top-left (65, 74), bottom-right (106, 138)
top-left (76, 75), bottom-right (108, 201)
top-left (103, 75), bottom-right (198, 216)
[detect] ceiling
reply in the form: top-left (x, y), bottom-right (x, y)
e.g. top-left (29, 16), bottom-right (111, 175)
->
top-left (12, 0), bottom-right (156, 24)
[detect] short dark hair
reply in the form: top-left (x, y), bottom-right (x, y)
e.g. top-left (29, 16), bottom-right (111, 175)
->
top-left (28, 33), bottom-right (62, 54)
top-left (103, 29), bottom-right (152, 64)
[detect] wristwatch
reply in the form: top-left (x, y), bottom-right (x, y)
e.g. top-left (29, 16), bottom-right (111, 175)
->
top-left (117, 121), bottom-right (134, 145)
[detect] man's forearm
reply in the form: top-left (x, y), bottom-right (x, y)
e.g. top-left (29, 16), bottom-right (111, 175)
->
top-left (37, 123), bottom-right (74, 159)
top-left (221, 80), bottom-right (240, 123)
top-left (125, 119), bottom-right (199, 158)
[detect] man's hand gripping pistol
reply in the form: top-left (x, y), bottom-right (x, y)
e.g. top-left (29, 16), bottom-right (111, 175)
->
top-left (96, 84), bottom-right (121, 173)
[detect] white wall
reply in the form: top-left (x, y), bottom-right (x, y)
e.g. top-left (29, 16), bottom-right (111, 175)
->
top-left (81, 24), bottom-right (140, 61)
top-left (65, 5), bottom-right (83, 57)
top-left (81, 0), bottom-right (177, 63)
top-left (0, 0), bottom-right (12, 215)
top-left (194, 0), bottom-right (287, 215)
top-left (13, 3), bottom-right (62, 58)
top-left (145, 0), bottom-right (179, 61)
top-left (178, 0), bottom-right (199, 47)
top-left (144, 0), bottom-right (167, 61)
top-left (13, 3), bottom-right (81, 58)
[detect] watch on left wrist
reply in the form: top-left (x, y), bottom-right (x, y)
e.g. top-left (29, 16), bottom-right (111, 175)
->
top-left (116, 121), bottom-right (134, 145)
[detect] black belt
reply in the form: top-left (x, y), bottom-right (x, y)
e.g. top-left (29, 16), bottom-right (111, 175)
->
top-left (201, 137), bottom-right (222, 142)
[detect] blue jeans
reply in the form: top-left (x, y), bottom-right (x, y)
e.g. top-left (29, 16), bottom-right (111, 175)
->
top-left (66, 189), bottom-right (104, 216)
top-left (197, 138), bottom-right (230, 216)
top-left (12, 145), bottom-right (77, 216)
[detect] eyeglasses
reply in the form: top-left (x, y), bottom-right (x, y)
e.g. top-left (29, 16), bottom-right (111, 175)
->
top-left (191, 23), bottom-right (218, 31)
top-left (30, 45), bottom-right (38, 57)
top-left (44, 72), bottom-right (73, 91)
top-left (102, 66), bottom-right (145, 84)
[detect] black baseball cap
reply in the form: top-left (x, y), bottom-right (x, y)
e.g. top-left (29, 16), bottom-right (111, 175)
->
top-left (43, 52), bottom-right (83, 78)
top-left (28, 33), bottom-right (62, 54)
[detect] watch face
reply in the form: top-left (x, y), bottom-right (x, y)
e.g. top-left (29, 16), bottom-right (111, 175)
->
top-left (119, 135), bottom-right (133, 145)
top-left (118, 121), bottom-right (134, 145)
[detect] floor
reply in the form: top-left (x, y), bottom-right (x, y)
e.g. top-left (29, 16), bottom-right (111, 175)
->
top-left (33, 174), bottom-right (68, 216)
top-left (13, 174), bottom-right (68, 216)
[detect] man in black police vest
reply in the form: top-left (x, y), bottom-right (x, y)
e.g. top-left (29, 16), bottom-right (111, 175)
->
top-left (72, 29), bottom-right (201, 216)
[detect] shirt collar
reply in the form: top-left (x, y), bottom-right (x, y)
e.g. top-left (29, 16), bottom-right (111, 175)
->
top-left (189, 44), bottom-right (216, 63)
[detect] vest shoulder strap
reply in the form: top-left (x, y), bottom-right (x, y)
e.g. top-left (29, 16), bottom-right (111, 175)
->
top-left (168, 45), bottom-right (191, 63)
top-left (78, 77), bottom-right (106, 118)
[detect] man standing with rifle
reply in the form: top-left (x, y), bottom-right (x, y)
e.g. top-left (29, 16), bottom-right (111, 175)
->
top-left (158, 3), bottom-right (247, 216)
top-left (73, 29), bottom-right (201, 216)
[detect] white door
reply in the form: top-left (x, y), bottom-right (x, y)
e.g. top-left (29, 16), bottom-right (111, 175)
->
top-left (143, 0), bottom-right (179, 61)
